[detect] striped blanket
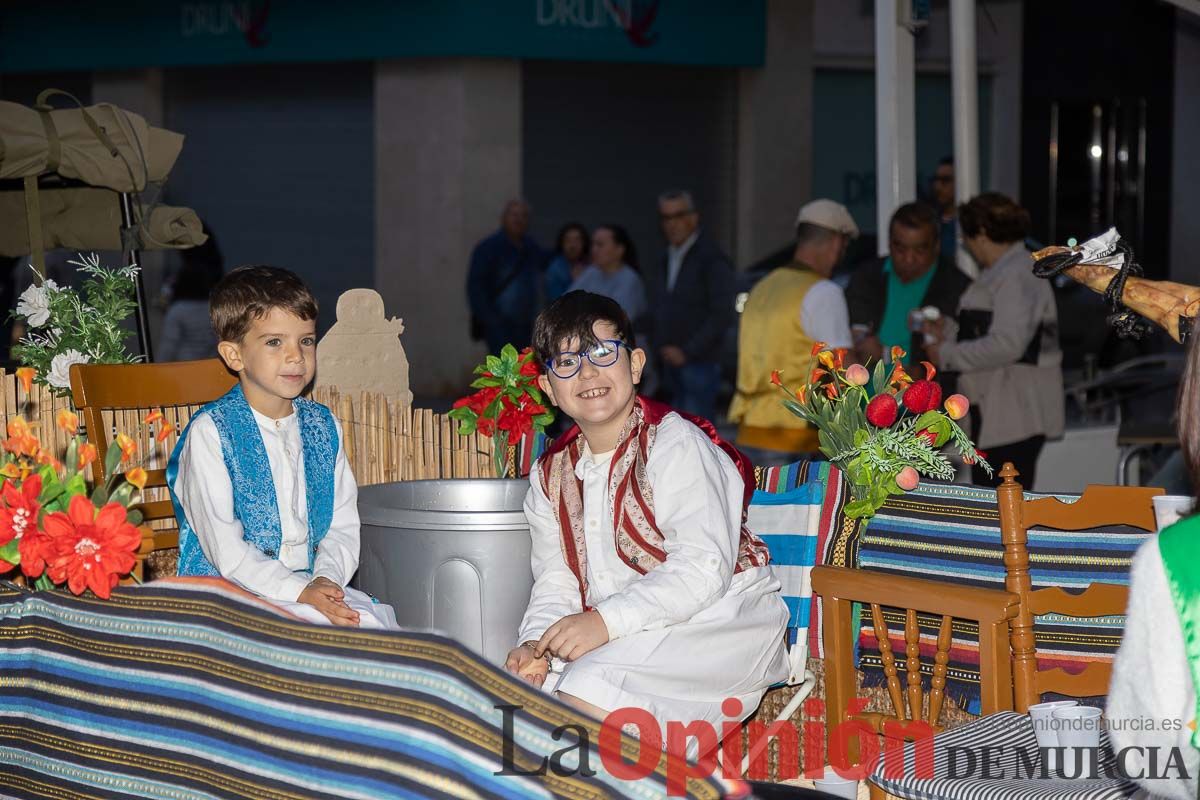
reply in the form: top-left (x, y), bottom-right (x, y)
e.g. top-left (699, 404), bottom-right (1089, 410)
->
top-left (849, 481), bottom-right (1152, 713)
top-left (0, 578), bottom-right (731, 800)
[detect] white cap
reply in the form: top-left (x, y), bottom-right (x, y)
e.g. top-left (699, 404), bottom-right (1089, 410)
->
top-left (795, 199), bottom-right (860, 239)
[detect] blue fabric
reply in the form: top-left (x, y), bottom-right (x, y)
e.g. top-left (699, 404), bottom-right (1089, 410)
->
top-left (662, 361), bottom-right (722, 424)
top-left (168, 384), bottom-right (339, 576)
top-left (544, 254), bottom-right (575, 302)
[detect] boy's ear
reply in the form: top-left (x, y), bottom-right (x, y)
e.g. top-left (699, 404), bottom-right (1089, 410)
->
top-left (630, 348), bottom-right (647, 385)
top-left (537, 373), bottom-right (556, 406)
top-left (216, 340), bottom-right (244, 373)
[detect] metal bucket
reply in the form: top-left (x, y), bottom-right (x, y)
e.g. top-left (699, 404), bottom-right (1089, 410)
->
top-left (355, 479), bottom-right (532, 665)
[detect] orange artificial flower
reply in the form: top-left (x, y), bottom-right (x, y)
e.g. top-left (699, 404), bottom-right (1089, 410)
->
top-left (156, 422), bottom-right (175, 443)
top-left (811, 341), bottom-right (828, 356)
top-left (921, 361), bottom-right (937, 381)
top-left (795, 386), bottom-right (807, 403)
top-left (890, 362), bottom-right (913, 388)
top-left (890, 346), bottom-right (907, 363)
top-left (114, 433), bottom-right (137, 462)
top-left (125, 466), bottom-right (148, 492)
top-left (6, 417), bottom-right (30, 440)
top-left (770, 370), bottom-right (783, 387)
top-left (55, 409), bottom-right (79, 433)
top-left (77, 443), bottom-right (98, 470)
top-left (809, 367), bottom-right (827, 384)
top-left (4, 434), bottom-right (39, 459)
top-left (0, 464), bottom-right (20, 480)
top-left (824, 381), bottom-right (839, 399)
top-left (15, 368), bottom-right (35, 395)
top-left (143, 410), bottom-right (165, 426)
top-left (834, 349), bottom-right (848, 369)
top-left (817, 350), bottom-right (836, 370)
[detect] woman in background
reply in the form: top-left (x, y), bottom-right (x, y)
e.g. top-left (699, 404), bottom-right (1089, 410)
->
top-left (568, 224), bottom-right (646, 325)
top-left (924, 193), bottom-right (1063, 488)
top-left (544, 222), bottom-right (589, 304)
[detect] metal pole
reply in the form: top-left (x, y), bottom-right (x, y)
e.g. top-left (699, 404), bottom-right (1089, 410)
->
top-left (119, 191), bottom-right (153, 361)
top-left (950, 0), bottom-right (980, 276)
top-left (875, 0), bottom-right (917, 256)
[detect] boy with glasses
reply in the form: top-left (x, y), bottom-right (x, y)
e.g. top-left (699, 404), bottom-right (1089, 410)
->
top-left (504, 290), bottom-right (788, 752)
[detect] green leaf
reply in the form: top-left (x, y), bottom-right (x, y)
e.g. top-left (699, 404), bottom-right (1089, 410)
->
top-left (127, 509), bottom-right (143, 526)
top-left (103, 440), bottom-right (122, 478)
top-left (64, 472), bottom-right (87, 499)
top-left (33, 573), bottom-right (55, 591)
top-left (109, 482), bottom-right (135, 508)
top-left (843, 498), bottom-right (877, 519)
top-left (853, 428), bottom-right (869, 447)
top-left (469, 376), bottom-right (503, 389)
top-left (871, 360), bottom-right (888, 395)
top-left (91, 484), bottom-right (109, 506)
top-left (499, 343), bottom-right (519, 363)
top-left (484, 355), bottom-right (503, 375)
top-left (913, 411), bottom-right (942, 432)
top-left (0, 540), bottom-right (18, 564)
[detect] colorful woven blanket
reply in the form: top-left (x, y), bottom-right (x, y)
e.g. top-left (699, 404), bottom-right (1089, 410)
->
top-left (846, 481), bottom-right (1151, 713)
top-left (0, 578), bottom-right (730, 800)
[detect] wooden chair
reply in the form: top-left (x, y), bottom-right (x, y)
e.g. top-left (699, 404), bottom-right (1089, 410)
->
top-left (69, 359), bottom-right (237, 555)
top-left (995, 462), bottom-right (1162, 712)
top-left (812, 564), bottom-right (1020, 795)
top-left (867, 463), bottom-right (1162, 799)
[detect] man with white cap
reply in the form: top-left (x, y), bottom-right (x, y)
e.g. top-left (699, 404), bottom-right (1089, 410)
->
top-left (727, 199), bottom-right (859, 463)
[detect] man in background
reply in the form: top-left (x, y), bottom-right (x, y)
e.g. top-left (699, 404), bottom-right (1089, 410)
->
top-left (728, 199), bottom-right (858, 464)
top-left (649, 189), bottom-right (735, 422)
top-left (845, 201), bottom-right (970, 379)
top-left (931, 157), bottom-right (957, 261)
top-left (466, 199), bottom-right (544, 353)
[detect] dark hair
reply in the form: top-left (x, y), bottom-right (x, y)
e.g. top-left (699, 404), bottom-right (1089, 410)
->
top-left (595, 224), bottom-right (640, 272)
top-left (532, 290), bottom-right (636, 367)
top-left (555, 222), bottom-right (590, 258)
top-left (794, 221), bottom-right (838, 248)
top-left (938, 156), bottom-right (954, 169)
top-left (889, 201), bottom-right (940, 243)
top-left (958, 192), bottom-right (1031, 245)
top-left (1180, 336), bottom-right (1200, 497)
top-left (209, 265), bottom-right (318, 343)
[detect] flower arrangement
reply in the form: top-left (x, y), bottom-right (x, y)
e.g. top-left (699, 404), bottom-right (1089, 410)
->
top-left (12, 253), bottom-right (141, 395)
top-left (449, 344), bottom-right (554, 476)
top-left (774, 344), bottom-right (990, 519)
top-left (0, 409), bottom-right (162, 598)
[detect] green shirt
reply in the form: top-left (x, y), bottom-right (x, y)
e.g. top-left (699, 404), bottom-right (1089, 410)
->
top-left (877, 257), bottom-right (937, 356)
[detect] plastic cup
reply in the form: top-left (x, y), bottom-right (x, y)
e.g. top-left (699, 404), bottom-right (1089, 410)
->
top-left (813, 767), bottom-right (860, 799)
top-left (1029, 700), bottom-right (1077, 748)
top-left (1053, 705), bottom-right (1102, 776)
top-left (1152, 495), bottom-right (1195, 532)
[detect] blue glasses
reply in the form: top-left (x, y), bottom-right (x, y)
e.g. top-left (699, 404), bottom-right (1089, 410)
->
top-left (546, 339), bottom-right (631, 379)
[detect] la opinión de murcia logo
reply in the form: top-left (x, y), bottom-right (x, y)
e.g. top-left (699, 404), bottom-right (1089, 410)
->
top-left (495, 698), bottom-right (1195, 797)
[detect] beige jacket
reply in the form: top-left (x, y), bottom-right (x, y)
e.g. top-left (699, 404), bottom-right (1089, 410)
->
top-left (939, 243), bottom-right (1065, 449)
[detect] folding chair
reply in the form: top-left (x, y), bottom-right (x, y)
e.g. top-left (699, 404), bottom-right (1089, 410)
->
top-left (69, 359), bottom-right (237, 557)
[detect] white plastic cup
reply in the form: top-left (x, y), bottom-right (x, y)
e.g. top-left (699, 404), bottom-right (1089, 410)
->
top-left (813, 767), bottom-right (860, 799)
top-left (1028, 700), bottom-right (1078, 749)
top-left (1053, 706), bottom-right (1102, 749)
top-left (1152, 495), bottom-right (1195, 532)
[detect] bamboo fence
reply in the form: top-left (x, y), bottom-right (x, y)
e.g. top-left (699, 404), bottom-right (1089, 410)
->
top-left (0, 370), bottom-right (499, 488)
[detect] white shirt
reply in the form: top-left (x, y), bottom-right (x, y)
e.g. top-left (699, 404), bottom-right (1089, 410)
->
top-left (518, 412), bottom-right (775, 643)
top-left (666, 230), bottom-right (699, 293)
top-left (800, 278), bottom-right (853, 348)
top-left (174, 406), bottom-right (361, 604)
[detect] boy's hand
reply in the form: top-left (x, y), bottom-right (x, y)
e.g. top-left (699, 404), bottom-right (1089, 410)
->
top-left (535, 611), bottom-right (609, 662)
top-left (298, 577), bottom-right (360, 627)
top-left (505, 644), bottom-right (549, 687)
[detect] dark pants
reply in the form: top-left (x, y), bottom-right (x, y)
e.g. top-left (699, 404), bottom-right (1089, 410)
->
top-left (972, 434), bottom-right (1046, 488)
top-left (662, 361), bottom-right (721, 425)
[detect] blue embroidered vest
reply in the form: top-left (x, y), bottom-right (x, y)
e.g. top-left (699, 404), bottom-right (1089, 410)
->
top-left (167, 384), bottom-right (339, 576)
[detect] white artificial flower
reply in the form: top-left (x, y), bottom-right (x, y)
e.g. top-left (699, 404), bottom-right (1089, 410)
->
top-left (16, 279), bottom-right (58, 328)
top-left (47, 349), bottom-right (89, 389)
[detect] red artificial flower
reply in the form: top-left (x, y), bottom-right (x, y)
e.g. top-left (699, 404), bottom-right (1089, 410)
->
top-left (824, 381), bottom-right (839, 399)
top-left (770, 370), bottom-right (783, 387)
top-left (43, 495), bottom-right (141, 599)
top-left (890, 345), bottom-right (907, 363)
top-left (811, 341), bottom-right (828, 356)
top-left (0, 474), bottom-right (41, 571)
top-left (18, 526), bottom-right (54, 579)
top-left (866, 394), bottom-right (899, 427)
top-left (834, 349), bottom-right (849, 370)
top-left (809, 367), bottom-right (827, 384)
top-left (921, 361), bottom-right (938, 381)
top-left (496, 397), bottom-right (535, 448)
top-left (915, 428), bottom-right (938, 447)
top-left (519, 358), bottom-right (541, 378)
top-left (477, 416), bottom-right (496, 437)
top-left (902, 380), bottom-right (943, 414)
top-left (453, 386), bottom-right (502, 416)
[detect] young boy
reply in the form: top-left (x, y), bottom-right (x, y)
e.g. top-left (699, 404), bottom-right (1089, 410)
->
top-left (168, 266), bottom-right (397, 629)
top-left (505, 290), bottom-right (788, 742)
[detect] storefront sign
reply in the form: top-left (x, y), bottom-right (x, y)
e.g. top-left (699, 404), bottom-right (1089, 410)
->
top-left (1, 1), bottom-right (764, 72)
